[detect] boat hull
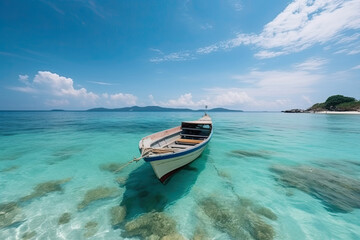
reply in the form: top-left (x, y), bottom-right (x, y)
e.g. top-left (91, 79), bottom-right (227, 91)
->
top-left (144, 142), bottom-right (209, 183)
top-left (139, 114), bottom-right (212, 183)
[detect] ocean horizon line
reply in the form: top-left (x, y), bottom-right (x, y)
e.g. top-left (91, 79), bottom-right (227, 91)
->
top-left (0, 109), bottom-right (280, 113)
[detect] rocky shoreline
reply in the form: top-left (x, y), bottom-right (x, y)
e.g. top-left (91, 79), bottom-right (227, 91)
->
top-left (314, 111), bottom-right (360, 115)
top-left (282, 109), bottom-right (360, 114)
top-left (281, 109), bottom-right (309, 113)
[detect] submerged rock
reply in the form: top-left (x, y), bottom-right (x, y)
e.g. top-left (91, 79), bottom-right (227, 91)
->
top-left (346, 160), bottom-right (360, 167)
top-left (115, 176), bottom-right (128, 187)
top-left (229, 150), bottom-right (271, 159)
top-left (48, 147), bottom-right (83, 165)
top-left (19, 178), bottom-right (71, 203)
top-left (84, 221), bottom-right (98, 238)
top-left (100, 162), bottom-right (124, 173)
top-left (252, 207), bottom-right (277, 221)
top-left (58, 212), bottom-right (71, 225)
top-left (77, 186), bottom-right (120, 210)
top-left (52, 147), bottom-right (82, 160)
top-left (146, 235), bottom-right (160, 240)
top-left (270, 164), bottom-right (360, 212)
top-left (0, 165), bottom-right (19, 173)
top-left (193, 226), bottom-right (208, 240)
top-left (244, 211), bottom-right (275, 240)
top-left (161, 233), bottom-right (186, 240)
top-left (198, 197), bottom-right (276, 240)
top-left (110, 206), bottom-right (126, 228)
top-left (199, 198), bottom-right (246, 239)
top-left (218, 170), bottom-right (232, 181)
top-left (21, 231), bottom-right (36, 240)
top-left (0, 202), bottom-right (25, 228)
top-left (0, 152), bottom-right (23, 161)
top-left (123, 211), bottom-right (177, 238)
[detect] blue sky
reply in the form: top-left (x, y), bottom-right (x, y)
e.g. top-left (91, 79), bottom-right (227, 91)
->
top-left (1, 0), bottom-right (359, 110)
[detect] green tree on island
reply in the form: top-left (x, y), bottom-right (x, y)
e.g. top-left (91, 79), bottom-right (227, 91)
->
top-left (324, 95), bottom-right (356, 110)
top-left (308, 95), bottom-right (360, 111)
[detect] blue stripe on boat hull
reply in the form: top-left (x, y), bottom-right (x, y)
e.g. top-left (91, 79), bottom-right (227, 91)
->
top-left (143, 132), bottom-right (212, 162)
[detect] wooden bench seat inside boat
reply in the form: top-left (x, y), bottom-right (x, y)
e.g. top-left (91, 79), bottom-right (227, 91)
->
top-left (180, 133), bottom-right (208, 138)
top-left (175, 138), bottom-right (204, 144)
top-left (169, 144), bottom-right (190, 149)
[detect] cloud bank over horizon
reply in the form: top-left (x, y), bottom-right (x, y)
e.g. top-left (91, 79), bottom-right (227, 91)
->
top-left (9, 57), bottom-right (331, 110)
top-left (9, 71), bottom-right (137, 109)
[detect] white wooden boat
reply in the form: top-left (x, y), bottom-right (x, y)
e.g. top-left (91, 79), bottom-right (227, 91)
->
top-left (137, 114), bottom-right (213, 183)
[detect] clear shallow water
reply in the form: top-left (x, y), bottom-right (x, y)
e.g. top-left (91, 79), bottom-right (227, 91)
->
top-left (1, 112), bottom-right (360, 240)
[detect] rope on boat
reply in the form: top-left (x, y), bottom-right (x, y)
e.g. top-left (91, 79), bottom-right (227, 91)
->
top-left (114, 147), bottom-right (175, 173)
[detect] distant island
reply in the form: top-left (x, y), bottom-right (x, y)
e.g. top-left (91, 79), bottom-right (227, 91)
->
top-left (87, 106), bottom-right (243, 112)
top-left (283, 95), bottom-right (360, 113)
top-left (50, 109), bottom-right (65, 111)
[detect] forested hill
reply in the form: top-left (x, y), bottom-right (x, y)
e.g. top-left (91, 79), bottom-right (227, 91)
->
top-left (87, 106), bottom-right (243, 112)
top-left (308, 95), bottom-right (360, 111)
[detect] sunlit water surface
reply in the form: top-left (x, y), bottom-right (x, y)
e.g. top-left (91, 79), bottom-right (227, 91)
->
top-left (1, 112), bottom-right (359, 240)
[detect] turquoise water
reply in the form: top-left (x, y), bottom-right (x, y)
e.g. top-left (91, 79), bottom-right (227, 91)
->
top-left (1, 112), bottom-right (360, 240)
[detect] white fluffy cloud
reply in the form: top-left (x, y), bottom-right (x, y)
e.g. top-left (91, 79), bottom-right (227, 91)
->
top-left (45, 99), bottom-right (70, 106)
top-left (206, 89), bottom-right (253, 106)
top-left (160, 93), bottom-right (208, 108)
top-left (110, 93), bottom-right (137, 105)
top-left (352, 64), bottom-right (360, 70)
top-left (157, 90), bottom-right (253, 109)
top-left (235, 70), bottom-right (322, 94)
top-left (150, 51), bottom-right (194, 63)
top-left (148, 94), bottom-right (157, 105)
top-left (154, 61), bottom-right (323, 110)
top-left (33, 71), bottom-right (99, 101)
top-left (229, 66), bottom-right (324, 109)
top-left (151, 0), bottom-right (360, 61)
top-left (251, 0), bottom-right (360, 57)
top-left (293, 57), bottom-right (328, 70)
top-left (9, 71), bottom-right (138, 108)
top-left (9, 86), bottom-right (37, 93)
top-left (157, 58), bottom-right (325, 110)
top-left (18, 74), bottom-right (29, 84)
top-left (11, 75), bottom-right (33, 92)
top-left (218, 0), bottom-right (360, 58)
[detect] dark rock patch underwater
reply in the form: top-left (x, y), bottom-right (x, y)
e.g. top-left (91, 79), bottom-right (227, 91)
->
top-left (109, 206), bottom-right (126, 228)
top-left (198, 196), bottom-right (277, 240)
top-left (83, 221), bottom-right (98, 238)
top-left (0, 202), bottom-right (25, 228)
top-left (270, 164), bottom-right (360, 213)
top-left (21, 230), bottom-right (36, 240)
top-left (229, 150), bottom-right (272, 159)
top-left (0, 152), bottom-right (24, 161)
top-left (1, 178), bottom-right (72, 229)
top-left (0, 165), bottom-right (19, 173)
top-left (99, 162), bottom-right (125, 173)
top-left (19, 178), bottom-right (72, 203)
top-left (58, 212), bottom-right (71, 225)
top-left (77, 186), bottom-right (121, 210)
top-left (48, 146), bottom-right (83, 164)
top-left (122, 211), bottom-right (178, 239)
